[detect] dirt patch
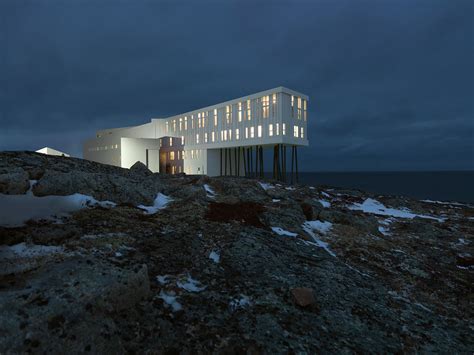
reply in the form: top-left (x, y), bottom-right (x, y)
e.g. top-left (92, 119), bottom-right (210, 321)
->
top-left (205, 202), bottom-right (266, 228)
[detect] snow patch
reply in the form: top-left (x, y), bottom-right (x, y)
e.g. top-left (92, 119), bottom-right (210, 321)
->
top-left (349, 198), bottom-right (444, 222)
top-left (378, 225), bottom-right (391, 236)
top-left (318, 199), bottom-right (331, 208)
top-left (271, 226), bottom-right (298, 237)
top-left (203, 184), bottom-right (216, 198)
top-left (0, 243), bottom-right (63, 259)
top-left (209, 250), bottom-right (220, 263)
top-left (272, 199), bottom-right (281, 203)
top-left (302, 221), bottom-right (336, 257)
top-left (156, 275), bottom-right (171, 285)
top-left (229, 295), bottom-right (251, 311)
top-left (138, 193), bottom-right (171, 214)
top-left (177, 275), bottom-right (206, 292)
top-left (321, 191), bottom-right (331, 198)
top-left (258, 182), bottom-right (274, 190)
top-left (158, 290), bottom-right (182, 312)
top-left (0, 181), bottom-right (116, 227)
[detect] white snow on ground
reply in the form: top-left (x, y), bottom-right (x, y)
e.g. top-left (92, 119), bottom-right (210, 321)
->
top-left (156, 275), bottom-right (171, 285)
top-left (209, 250), bottom-right (220, 263)
top-left (0, 181), bottom-right (116, 227)
top-left (321, 191), bottom-right (331, 198)
top-left (258, 182), bottom-right (274, 190)
top-left (318, 199), bottom-right (331, 208)
top-left (0, 242), bottom-right (63, 259)
top-left (309, 186), bottom-right (315, 190)
top-left (302, 221), bottom-right (336, 257)
top-left (203, 184), bottom-right (216, 199)
top-left (177, 275), bottom-right (206, 292)
top-left (378, 226), bottom-right (391, 236)
top-left (158, 290), bottom-right (182, 312)
top-left (271, 226), bottom-right (298, 237)
top-left (285, 186), bottom-right (296, 191)
top-left (349, 198), bottom-right (445, 222)
top-left (229, 295), bottom-right (251, 311)
top-left (378, 218), bottom-right (394, 236)
top-left (272, 199), bottom-right (281, 203)
top-left (138, 193), bottom-right (171, 214)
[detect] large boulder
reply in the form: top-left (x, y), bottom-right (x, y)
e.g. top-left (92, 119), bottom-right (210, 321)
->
top-left (32, 170), bottom-right (162, 205)
top-left (129, 161), bottom-right (153, 176)
top-left (0, 255), bottom-right (150, 353)
top-left (0, 167), bottom-right (30, 194)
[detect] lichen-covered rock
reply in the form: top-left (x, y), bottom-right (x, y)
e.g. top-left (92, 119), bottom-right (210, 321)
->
top-left (0, 167), bottom-right (29, 194)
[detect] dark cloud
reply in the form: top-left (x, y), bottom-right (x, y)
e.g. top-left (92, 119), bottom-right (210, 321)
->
top-left (1, 0), bottom-right (473, 171)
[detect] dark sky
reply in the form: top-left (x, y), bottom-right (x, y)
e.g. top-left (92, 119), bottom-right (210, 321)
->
top-left (1, 0), bottom-right (473, 171)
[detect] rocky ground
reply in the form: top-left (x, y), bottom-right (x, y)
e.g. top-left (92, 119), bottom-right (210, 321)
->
top-left (0, 151), bottom-right (473, 353)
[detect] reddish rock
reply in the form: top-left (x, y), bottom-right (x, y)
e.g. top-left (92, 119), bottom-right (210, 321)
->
top-left (291, 287), bottom-right (315, 307)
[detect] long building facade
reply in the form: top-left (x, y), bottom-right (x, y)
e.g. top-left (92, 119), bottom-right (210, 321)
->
top-left (83, 87), bottom-right (308, 178)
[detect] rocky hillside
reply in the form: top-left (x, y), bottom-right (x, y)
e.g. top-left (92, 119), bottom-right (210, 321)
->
top-left (0, 151), bottom-right (472, 353)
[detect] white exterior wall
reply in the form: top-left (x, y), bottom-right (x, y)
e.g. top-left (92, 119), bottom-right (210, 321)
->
top-left (36, 147), bottom-right (70, 157)
top-left (120, 137), bottom-right (161, 171)
top-left (83, 87), bottom-right (308, 176)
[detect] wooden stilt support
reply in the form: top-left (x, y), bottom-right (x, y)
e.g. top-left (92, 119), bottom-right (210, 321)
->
top-left (260, 146), bottom-right (264, 178)
top-left (243, 147), bottom-right (247, 177)
top-left (224, 149), bottom-right (228, 176)
top-left (237, 147), bottom-right (240, 176)
top-left (220, 148), bottom-right (222, 176)
top-left (291, 145), bottom-right (295, 184)
top-left (228, 148), bottom-right (232, 176)
top-left (295, 146), bottom-right (298, 184)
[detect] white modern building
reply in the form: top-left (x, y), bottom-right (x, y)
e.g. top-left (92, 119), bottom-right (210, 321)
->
top-left (83, 87), bottom-right (308, 179)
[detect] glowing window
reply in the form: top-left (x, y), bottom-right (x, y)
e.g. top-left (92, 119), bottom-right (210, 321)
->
top-left (196, 134), bottom-right (199, 144)
top-left (276, 123), bottom-right (280, 135)
top-left (170, 151), bottom-right (175, 160)
top-left (245, 127), bottom-right (248, 139)
top-left (269, 124), bottom-right (273, 137)
top-left (205, 132), bottom-right (208, 143)
top-left (179, 118), bottom-right (182, 131)
top-left (293, 126), bottom-right (299, 138)
top-left (169, 137), bottom-right (172, 146)
top-left (212, 131), bottom-right (215, 142)
top-left (238, 102), bottom-right (242, 122)
top-left (291, 95), bottom-right (295, 117)
top-left (165, 122), bottom-right (169, 133)
top-left (214, 109), bottom-right (218, 126)
top-left (272, 93), bottom-right (277, 104)
top-left (228, 129), bottom-right (232, 140)
top-left (184, 117), bottom-right (188, 130)
top-left (181, 136), bottom-right (184, 145)
top-left (262, 96), bottom-right (269, 118)
top-left (300, 127), bottom-right (304, 139)
top-left (236, 128), bottom-right (240, 140)
top-left (258, 125), bottom-right (262, 137)
top-left (250, 126), bottom-right (255, 138)
top-left (283, 123), bottom-right (286, 135)
top-left (173, 120), bottom-right (176, 131)
top-left (247, 100), bottom-right (251, 120)
top-left (226, 105), bottom-right (232, 124)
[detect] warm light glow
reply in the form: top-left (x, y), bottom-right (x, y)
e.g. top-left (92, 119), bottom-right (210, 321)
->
top-left (250, 126), bottom-right (255, 138)
top-left (258, 125), bottom-right (262, 137)
top-left (269, 124), bottom-right (273, 137)
top-left (235, 128), bottom-right (239, 140)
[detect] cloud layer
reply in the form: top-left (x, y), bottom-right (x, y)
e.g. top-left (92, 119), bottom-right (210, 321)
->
top-left (1, 0), bottom-right (473, 171)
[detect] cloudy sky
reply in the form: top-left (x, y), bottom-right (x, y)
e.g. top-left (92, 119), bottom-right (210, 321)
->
top-left (1, 0), bottom-right (473, 171)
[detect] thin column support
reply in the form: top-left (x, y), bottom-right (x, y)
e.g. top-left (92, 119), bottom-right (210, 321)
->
top-left (291, 145), bottom-right (295, 184)
top-left (220, 148), bottom-right (222, 176)
top-left (295, 145), bottom-right (299, 183)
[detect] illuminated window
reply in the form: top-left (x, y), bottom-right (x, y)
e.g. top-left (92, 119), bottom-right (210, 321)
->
top-left (202, 111), bottom-right (207, 127)
top-left (269, 124), bottom-right (273, 137)
top-left (303, 100), bottom-right (307, 121)
top-left (191, 115), bottom-right (194, 129)
top-left (179, 118), bottom-right (182, 131)
top-left (262, 95), bottom-right (269, 118)
top-left (297, 97), bottom-right (302, 119)
top-left (198, 113), bottom-right (201, 128)
top-left (235, 128), bottom-right (240, 140)
top-left (177, 151), bottom-right (180, 160)
top-left (212, 131), bottom-right (215, 142)
top-left (258, 125), bottom-right (262, 137)
top-left (181, 136), bottom-right (185, 145)
top-left (300, 127), bottom-right (304, 139)
top-left (196, 134), bottom-right (199, 144)
top-left (173, 120), bottom-right (176, 131)
top-left (165, 122), bottom-right (169, 133)
top-left (272, 93), bottom-right (277, 104)
top-left (214, 109), bottom-right (217, 126)
top-left (170, 151), bottom-right (175, 160)
top-left (204, 132), bottom-right (208, 143)
top-left (191, 150), bottom-right (194, 159)
top-left (184, 117), bottom-right (188, 130)
top-left (291, 95), bottom-right (295, 117)
top-left (169, 137), bottom-right (172, 146)
top-left (226, 105), bottom-right (232, 124)
top-left (293, 126), bottom-right (299, 138)
top-left (247, 100), bottom-right (251, 120)
top-left (228, 129), bottom-right (232, 140)
top-left (250, 126), bottom-right (255, 138)
top-left (276, 123), bottom-right (280, 135)
top-left (245, 127), bottom-right (248, 139)
top-left (223, 130), bottom-right (227, 141)
top-left (283, 123), bottom-right (286, 135)
top-left (221, 130), bottom-right (223, 141)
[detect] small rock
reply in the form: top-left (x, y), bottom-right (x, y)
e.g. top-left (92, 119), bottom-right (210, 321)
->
top-left (129, 161), bottom-right (152, 176)
top-left (291, 287), bottom-right (315, 307)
